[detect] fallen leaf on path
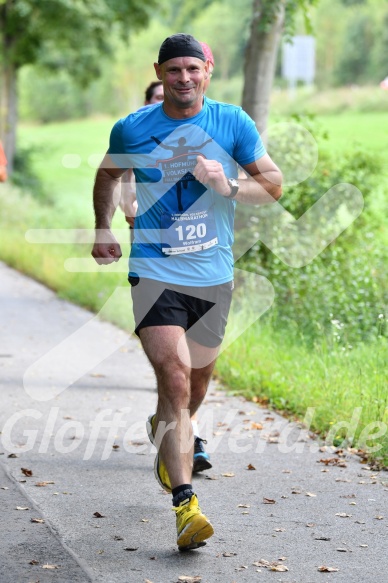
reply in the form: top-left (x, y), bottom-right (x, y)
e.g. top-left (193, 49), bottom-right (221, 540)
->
top-left (251, 422), bottom-right (263, 430)
top-left (223, 552), bottom-right (237, 557)
top-left (7, 453), bottom-right (18, 458)
top-left (16, 506), bottom-right (29, 511)
top-left (315, 536), bottom-right (331, 541)
top-left (274, 528), bottom-right (286, 532)
top-left (90, 373), bottom-right (106, 378)
top-left (306, 523), bottom-right (315, 527)
top-left (253, 560), bottom-right (270, 567)
top-left (247, 464), bottom-right (256, 470)
top-left (21, 468), bottom-right (33, 477)
top-left (360, 544), bottom-right (368, 548)
top-left (318, 458), bottom-right (347, 468)
top-left (35, 481), bottom-right (55, 487)
top-left (237, 504), bottom-right (250, 508)
top-left (42, 564), bottom-right (60, 569)
top-left (270, 565), bottom-right (289, 572)
top-left (1, 486), bottom-right (9, 490)
top-left (113, 535), bottom-right (124, 541)
top-left (253, 559), bottom-right (288, 571)
top-left (374, 516), bottom-right (384, 520)
top-left (336, 548), bottom-right (347, 552)
top-left (335, 513), bottom-right (352, 518)
top-left (31, 518), bottom-right (45, 524)
top-left (177, 577), bottom-right (202, 582)
top-left (29, 560), bottom-right (39, 565)
top-left (222, 473), bottom-right (235, 478)
top-left (112, 444), bottom-right (120, 450)
top-left (124, 547), bottom-right (138, 551)
top-left (318, 566), bottom-right (339, 572)
top-left (127, 440), bottom-right (146, 446)
top-left (305, 492), bottom-right (317, 497)
top-left (93, 512), bottom-right (105, 518)
top-left (263, 498), bottom-right (276, 504)
top-left (140, 518), bottom-right (149, 522)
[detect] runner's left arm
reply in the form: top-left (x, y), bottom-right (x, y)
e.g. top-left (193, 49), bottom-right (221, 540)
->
top-left (193, 154), bottom-right (282, 205)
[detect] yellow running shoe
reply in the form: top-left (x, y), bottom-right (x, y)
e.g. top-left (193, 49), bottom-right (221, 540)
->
top-left (146, 413), bottom-right (172, 493)
top-left (175, 495), bottom-right (214, 551)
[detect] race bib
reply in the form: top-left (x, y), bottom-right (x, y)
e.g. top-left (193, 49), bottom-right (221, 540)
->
top-left (161, 208), bottom-right (218, 255)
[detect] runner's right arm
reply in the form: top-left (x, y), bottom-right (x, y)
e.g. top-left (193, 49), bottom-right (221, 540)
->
top-left (91, 153), bottom-right (126, 265)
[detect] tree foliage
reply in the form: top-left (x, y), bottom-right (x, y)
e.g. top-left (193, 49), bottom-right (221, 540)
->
top-left (1, 0), bottom-right (154, 76)
top-left (0, 0), bottom-right (156, 169)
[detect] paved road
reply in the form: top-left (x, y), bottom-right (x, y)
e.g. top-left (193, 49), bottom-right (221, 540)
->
top-left (0, 261), bottom-right (387, 583)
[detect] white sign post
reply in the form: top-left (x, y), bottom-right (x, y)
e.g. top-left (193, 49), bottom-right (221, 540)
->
top-left (282, 36), bottom-right (315, 99)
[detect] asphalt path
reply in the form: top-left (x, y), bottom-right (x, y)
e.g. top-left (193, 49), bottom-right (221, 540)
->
top-left (0, 261), bottom-right (387, 583)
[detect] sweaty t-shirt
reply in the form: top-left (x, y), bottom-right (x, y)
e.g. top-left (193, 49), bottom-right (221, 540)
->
top-left (108, 97), bottom-right (266, 286)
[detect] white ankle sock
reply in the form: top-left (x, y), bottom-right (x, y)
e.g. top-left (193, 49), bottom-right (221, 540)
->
top-left (191, 420), bottom-right (199, 437)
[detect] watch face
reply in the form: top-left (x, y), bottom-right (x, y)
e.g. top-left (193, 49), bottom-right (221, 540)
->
top-left (229, 178), bottom-right (239, 188)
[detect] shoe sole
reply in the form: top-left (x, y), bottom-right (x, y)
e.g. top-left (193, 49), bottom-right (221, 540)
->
top-left (177, 515), bottom-right (214, 548)
top-left (154, 454), bottom-right (172, 493)
top-left (146, 414), bottom-right (156, 446)
top-left (148, 415), bottom-right (172, 493)
top-left (178, 541), bottom-right (207, 552)
top-left (193, 457), bottom-right (212, 473)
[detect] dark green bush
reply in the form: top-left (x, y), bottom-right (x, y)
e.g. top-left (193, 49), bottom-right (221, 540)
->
top-left (11, 146), bottom-right (48, 202)
top-left (236, 117), bottom-right (387, 344)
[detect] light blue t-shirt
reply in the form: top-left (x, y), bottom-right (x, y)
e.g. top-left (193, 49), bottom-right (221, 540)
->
top-left (108, 97), bottom-right (266, 286)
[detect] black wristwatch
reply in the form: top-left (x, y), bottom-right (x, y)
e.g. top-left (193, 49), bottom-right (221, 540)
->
top-left (226, 177), bottom-right (239, 199)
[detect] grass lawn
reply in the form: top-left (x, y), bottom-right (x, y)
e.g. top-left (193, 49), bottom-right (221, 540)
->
top-left (2, 109), bottom-right (386, 466)
top-left (315, 112), bottom-right (388, 154)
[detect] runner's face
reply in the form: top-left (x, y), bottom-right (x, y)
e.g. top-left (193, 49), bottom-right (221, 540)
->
top-left (148, 85), bottom-right (164, 104)
top-left (154, 57), bottom-right (207, 113)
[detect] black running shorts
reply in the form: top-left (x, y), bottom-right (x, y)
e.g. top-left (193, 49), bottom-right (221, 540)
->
top-left (128, 276), bottom-right (233, 348)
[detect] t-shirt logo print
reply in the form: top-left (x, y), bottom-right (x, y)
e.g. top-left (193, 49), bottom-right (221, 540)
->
top-left (150, 136), bottom-right (211, 178)
top-left (149, 135), bottom-right (212, 212)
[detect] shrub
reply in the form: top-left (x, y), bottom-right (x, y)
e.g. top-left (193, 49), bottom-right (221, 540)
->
top-left (236, 117), bottom-right (387, 344)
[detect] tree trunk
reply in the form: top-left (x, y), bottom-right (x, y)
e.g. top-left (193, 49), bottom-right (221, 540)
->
top-left (0, 1), bottom-right (18, 174)
top-left (242, 0), bottom-right (286, 135)
top-left (0, 60), bottom-right (18, 174)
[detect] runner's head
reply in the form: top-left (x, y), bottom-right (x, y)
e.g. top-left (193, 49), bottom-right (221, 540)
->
top-left (154, 34), bottom-right (208, 113)
top-left (200, 42), bottom-right (215, 92)
top-left (144, 81), bottom-right (164, 104)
